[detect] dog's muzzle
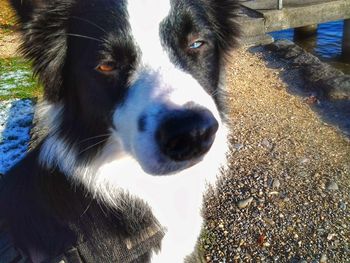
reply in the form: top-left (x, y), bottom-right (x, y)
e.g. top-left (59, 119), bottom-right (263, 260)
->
top-left (156, 107), bottom-right (218, 162)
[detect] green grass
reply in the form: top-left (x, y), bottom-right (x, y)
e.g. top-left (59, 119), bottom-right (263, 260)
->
top-left (0, 2), bottom-right (42, 101)
top-left (0, 57), bottom-right (42, 101)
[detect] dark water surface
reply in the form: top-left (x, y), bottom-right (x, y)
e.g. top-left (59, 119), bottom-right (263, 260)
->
top-left (270, 20), bottom-right (350, 74)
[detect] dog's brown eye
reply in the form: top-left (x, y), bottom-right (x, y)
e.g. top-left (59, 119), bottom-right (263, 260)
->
top-left (96, 63), bottom-right (116, 73)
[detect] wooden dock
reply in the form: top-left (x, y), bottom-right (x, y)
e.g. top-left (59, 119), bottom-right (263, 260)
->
top-left (238, 0), bottom-right (350, 46)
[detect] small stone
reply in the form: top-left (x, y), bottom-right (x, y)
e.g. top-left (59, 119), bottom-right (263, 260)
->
top-left (339, 201), bottom-right (346, 210)
top-left (264, 218), bottom-right (275, 226)
top-left (283, 197), bottom-right (290, 202)
top-left (313, 172), bottom-right (321, 178)
top-left (272, 179), bottom-right (281, 189)
top-left (320, 253), bottom-right (327, 263)
top-left (262, 138), bottom-right (273, 149)
top-left (233, 143), bottom-right (244, 151)
top-left (263, 242), bottom-right (270, 247)
top-left (326, 181), bottom-right (339, 191)
top-left (300, 157), bottom-right (310, 164)
top-left (327, 233), bottom-right (336, 241)
top-left (237, 197), bottom-right (254, 209)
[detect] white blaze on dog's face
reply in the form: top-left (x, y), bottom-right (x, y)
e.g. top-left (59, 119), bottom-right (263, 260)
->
top-left (110, 0), bottom-right (225, 175)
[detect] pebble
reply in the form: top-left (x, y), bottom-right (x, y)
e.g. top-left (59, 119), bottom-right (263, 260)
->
top-left (264, 218), bottom-right (275, 226)
top-left (272, 179), bottom-right (281, 189)
top-left (339, 201), bottom-right (346, 210)
top-left (320, 253), bottom-right (327, 263)
top-left (262, 138), bottom-right (273, 149)
top-left (300, 157), bottom-right (310, 164)
top-left (233, 143), bottom-right (244, 151)
top-left (327, 233), bottom-right (336, 241)
top-left (237, 197), bottom-right (254, 209)
top-left (326, 181), bottom-right (339, 191)
top-left (263, 242), bottom-right (270, 247)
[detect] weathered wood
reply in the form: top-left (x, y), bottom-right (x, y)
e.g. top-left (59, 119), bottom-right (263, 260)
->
top-left (239, 0), bottom-right (350, 39)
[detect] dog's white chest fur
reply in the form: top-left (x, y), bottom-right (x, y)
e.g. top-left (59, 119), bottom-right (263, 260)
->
top-left (91, 126), bottom-right (228, 262)
top-left (97, 158), bottom-right (208, 262)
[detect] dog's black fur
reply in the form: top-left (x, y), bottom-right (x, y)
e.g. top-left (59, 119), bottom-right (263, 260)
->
top-left (0, 0), bottom-right (239, 262)
top-left (1, 147), bottom-right (162, 262)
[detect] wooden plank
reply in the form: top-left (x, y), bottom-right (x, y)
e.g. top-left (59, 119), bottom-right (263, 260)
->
top-left (240, 0), bottom-right (350, 32)
top-left (264, 0), bottom-right (350, 32)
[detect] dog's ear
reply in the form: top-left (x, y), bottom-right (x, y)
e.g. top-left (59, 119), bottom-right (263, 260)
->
top-left (9, 0), bottom-right (46, 24)
top-left (203, 0), bottom-right (240, 53)
top-left (11, 0), bottom-right (71, 102)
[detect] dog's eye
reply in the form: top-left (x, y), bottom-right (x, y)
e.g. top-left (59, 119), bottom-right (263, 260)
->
top-left (189, 40), bottom-right (205, 50)
top-left (96, 63), bottom-right (116, 73)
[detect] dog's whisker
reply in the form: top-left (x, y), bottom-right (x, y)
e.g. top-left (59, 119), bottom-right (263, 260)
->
top-left (210, 89), bottom-right (219, 97)
top-left (66, 33), bottom-right (103, 43)
top-left (80, 200), bottom-right (93, 218)
top-left (78, 134), bottom-right (111, 144)
top-left (78, 138), bottom-right (109, 155)
top-left (71, 16), bottom-right (108, 33)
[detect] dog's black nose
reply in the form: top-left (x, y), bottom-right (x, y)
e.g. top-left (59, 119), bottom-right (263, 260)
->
top-left (156, 108), bottom-right (219, 161)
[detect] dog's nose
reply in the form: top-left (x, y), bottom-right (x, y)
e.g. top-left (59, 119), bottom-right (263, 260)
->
top-left (156, 108), bottom-right (219, 161)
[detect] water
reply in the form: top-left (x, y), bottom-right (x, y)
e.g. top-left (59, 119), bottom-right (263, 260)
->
top-left (270, 20), bottom-right (350, 74)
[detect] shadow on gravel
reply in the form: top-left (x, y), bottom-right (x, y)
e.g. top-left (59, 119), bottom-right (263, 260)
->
top-left (0, 99), bottom-right (34, 174)
top-left (251, 42), bottom-right (350, 137)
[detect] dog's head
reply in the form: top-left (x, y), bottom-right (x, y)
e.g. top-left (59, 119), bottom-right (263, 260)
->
top-left (11, 0), bottom-right (239, 177)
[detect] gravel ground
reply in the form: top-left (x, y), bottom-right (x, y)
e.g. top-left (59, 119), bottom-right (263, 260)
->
top-left (0, 32), bottom-right (19, 58)
top-left (202, 49), bottom-right (350, 262)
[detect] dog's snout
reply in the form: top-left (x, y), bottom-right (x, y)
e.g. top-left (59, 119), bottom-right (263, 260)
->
top-left (156, 108), bottom-right (219, 162)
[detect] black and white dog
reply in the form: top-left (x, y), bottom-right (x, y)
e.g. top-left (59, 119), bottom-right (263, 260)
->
top-left (0, 0), bottom-right (239, 262)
